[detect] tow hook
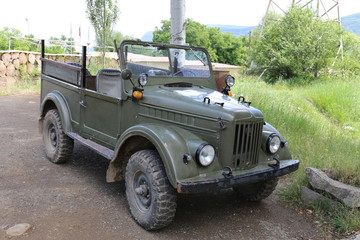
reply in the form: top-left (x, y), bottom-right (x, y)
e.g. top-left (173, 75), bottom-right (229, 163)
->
top-left (268, 157), bottom-right (280, 169)
top-left (222, 166), bottom-right (233, 179)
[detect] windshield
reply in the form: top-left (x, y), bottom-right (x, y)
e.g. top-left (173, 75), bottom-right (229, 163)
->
top-left (122, 43), bottom-right (211, 78)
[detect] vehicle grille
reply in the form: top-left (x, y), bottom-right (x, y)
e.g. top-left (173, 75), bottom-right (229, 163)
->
top-left (233, 122), bottom-right (263, 170)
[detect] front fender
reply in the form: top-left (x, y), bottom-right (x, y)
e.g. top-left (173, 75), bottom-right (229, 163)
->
top-left (113, 124), bottom-right (208, 188)
top-left (40, 91), bottom-right (72, 134)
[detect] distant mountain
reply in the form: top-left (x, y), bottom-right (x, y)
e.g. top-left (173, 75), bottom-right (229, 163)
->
top-left (141, 31), bottom-right (153, 42)
top-left (206, 25), bottom-right (254, 36)
top-left (341, 13), bottom-right (360, 36)
top-left (141, 13), bottom-right (360, 41)
top-left (140, 25), bottom-right (254, 41)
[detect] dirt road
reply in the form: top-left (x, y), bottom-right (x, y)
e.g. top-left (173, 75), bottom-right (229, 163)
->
top-left (0, 94), bottom-right (328, 239)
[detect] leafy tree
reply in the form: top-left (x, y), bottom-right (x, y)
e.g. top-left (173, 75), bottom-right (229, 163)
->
top-left (153, 19), bottom-right (248, 66)
top-left (96, 30), bottom-right (133, 52)
top-left (153, 20), bottom-right (171, 44)
top-left (46, 35), bottom-right (76, 54)
top-left (0, 27), bottom-right (39, 51)
top-left (334, 32), bottom-right (360, 75)
top-left (251, 7), bottom-right (344, 81)
top-left (86, 0), bottom-right (119, 64)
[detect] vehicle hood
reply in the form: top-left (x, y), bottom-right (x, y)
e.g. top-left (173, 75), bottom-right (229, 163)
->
top-left (140, 85), bottom-right (263, 122)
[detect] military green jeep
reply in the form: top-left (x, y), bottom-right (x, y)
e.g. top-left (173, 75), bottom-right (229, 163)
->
top-left (39, 40), bottom-right (299, 230)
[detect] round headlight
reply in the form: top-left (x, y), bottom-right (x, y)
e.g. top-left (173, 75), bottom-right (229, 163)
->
top-left (196, 144), bottom-right (215, 167)
top-left (267, 134), bottom-right (281, 154)
top-left (225, 75), bottom-right (235, 87)
top-left (138, 73), bottom-right (148, 86)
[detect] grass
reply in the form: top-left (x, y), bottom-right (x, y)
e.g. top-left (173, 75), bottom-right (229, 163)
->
top-left (0, 65), bottom-right (41, 96)
top-left (0, 77), bottom-right (40, 96)
top-left (233, 75), bottom-right (360, 234)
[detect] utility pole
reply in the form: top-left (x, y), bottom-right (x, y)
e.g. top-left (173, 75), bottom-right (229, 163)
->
top-left (170, 0), bottom-right (186, 69)
top-left (170, 0), bottom-right (186, 46)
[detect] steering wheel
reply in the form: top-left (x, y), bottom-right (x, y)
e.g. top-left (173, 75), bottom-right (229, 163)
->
top-left (174, 69), bottom-right (197, 77)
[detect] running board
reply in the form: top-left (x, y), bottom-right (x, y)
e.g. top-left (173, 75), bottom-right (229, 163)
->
top-left (67, 132), bottom-right (114, 159)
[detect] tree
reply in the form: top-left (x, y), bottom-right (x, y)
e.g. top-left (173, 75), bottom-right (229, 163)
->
top-left (86, 0), bottom-right (119, 64)
top-left (0, 27), bottom-right (39, 51)
top-left (251, 7), bottom-right (344, 81)
top-left (153, 19), bottom-right (248, 66)
top-left (95, 30), bottom-right (133, 52)
top-left (334, 32), bottom-right (360, 75)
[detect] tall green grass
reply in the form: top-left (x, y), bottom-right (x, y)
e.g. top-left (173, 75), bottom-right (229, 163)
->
top-left (233, 76), bottom-right (360, 233)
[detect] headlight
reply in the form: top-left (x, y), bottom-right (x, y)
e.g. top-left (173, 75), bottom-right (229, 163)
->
top-left (138, 73), bottom-right (148, 86)
top-left (225, 75), bottom-right (235, 87)
top-left (196, 144), bottom-right (215, 166)
top-left (266, 134), bottom-right (281, 154)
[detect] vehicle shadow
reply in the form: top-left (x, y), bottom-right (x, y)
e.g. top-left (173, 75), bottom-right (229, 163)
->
top-left (65, 143), bottom-right (281, 239)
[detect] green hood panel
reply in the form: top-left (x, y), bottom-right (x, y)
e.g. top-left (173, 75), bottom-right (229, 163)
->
top-left (139, 85), bottom-right (264, 122)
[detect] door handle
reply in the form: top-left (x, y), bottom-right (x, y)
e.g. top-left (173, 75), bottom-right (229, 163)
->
top-left (80, 100), bottom-right (87, 108)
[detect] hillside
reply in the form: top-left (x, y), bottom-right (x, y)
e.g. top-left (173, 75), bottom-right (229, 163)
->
top-left (142, 12), bottom-right (360, 41)
top-left (341, 12), bottom-right (360, 35)
top-left (206, 24), bottom-right (254, 36)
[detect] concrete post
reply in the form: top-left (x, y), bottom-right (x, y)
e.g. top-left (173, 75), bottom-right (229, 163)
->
top-left (170, 0), bottom-right (186, 69)
top-left (170, 0), bottom-right (186, 45)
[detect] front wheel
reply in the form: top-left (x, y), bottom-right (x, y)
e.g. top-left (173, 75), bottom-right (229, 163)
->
top-left (125, 150), bottom-right (177, 230)
top-left (42, 109), bottom-right (74, 164)
top-left (233, 178), bottom-right (279, 201)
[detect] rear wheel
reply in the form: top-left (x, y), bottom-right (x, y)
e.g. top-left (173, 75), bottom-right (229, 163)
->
top-left (125, 149), bottom-right (177, 230)
top-left (42, 109), bottom-right (74, 164)
top-left (233, 178), bottom-right (279, 201)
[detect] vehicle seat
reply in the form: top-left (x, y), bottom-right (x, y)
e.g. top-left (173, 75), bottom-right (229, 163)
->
top-left (96, 69), bottom-right (122, 98)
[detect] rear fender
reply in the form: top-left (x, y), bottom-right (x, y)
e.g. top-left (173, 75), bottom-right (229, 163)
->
top-left (39, 91), bottom-right (72, 133)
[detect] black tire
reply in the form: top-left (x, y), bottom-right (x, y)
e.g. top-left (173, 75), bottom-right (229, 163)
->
top-left (233, 178), bottom-right (279, 201)
top-left (125, 149), bottom-right (177, 230)
top-left (42, 109), bottom-right (74, 164)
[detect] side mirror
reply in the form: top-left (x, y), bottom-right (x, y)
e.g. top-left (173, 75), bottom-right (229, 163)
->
top-left (121, 69), bottom-right (132, 80)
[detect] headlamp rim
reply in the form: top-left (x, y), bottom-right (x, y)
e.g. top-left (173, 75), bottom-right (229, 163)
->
top-left (195, 143), bottom-right (215, 167)
top-left (266, 133), bottom-right (281, 154)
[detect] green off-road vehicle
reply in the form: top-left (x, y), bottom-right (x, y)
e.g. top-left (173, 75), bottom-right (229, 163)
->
top-left (39, 40), bottom-right (299, 230)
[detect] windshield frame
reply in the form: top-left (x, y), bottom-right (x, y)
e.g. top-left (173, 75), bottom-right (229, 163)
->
top-left (117, 40), bottom-right (216, 89)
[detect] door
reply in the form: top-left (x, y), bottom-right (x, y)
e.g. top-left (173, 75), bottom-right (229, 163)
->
top-left (80, 89), bottom-right (120, 149)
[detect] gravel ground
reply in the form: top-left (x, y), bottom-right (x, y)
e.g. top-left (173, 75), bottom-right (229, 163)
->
top-left (0, 93), bottom-right (330, 240)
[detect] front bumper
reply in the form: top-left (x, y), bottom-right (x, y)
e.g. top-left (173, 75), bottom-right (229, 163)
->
top-left (176, 159), bottom-right (299, 193)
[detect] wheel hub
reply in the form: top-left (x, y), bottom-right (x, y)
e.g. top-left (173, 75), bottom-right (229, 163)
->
top-left (133, 172), bottom-right (151, 211)
top-left (49, 124), bottom-right (57, 147)
top-left (135, 184), bottom-right (149, 197)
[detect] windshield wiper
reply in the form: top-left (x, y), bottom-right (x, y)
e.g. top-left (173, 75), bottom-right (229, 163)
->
top-left (190, 48), bottom-right (208, 66)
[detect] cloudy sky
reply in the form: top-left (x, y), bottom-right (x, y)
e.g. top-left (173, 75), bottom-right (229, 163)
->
top-left (0, 0), bottom-right (358, 45)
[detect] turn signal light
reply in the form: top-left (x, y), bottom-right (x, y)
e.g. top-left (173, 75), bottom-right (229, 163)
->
top-left (228, 91), bottom-right (233, 97)
top-left (133, 91), bottom-right (143, 99)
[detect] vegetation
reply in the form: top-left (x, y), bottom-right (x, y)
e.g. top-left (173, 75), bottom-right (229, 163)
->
top-left (0, 27), bottom-right (76, 54)
top-left (250, 7), bottom-right (360, 82)
top-left (232, 75), bottom-right (360, 234)
top-left (86, 0), bottom-right (119, 63)
top-left (46, 35), bottom-right (76, 54)
top-left (87, 56), bottom-right (119, 75)
top-left (153, 19), bottom-right (248, 66)
top-left (0, 27), bottom-right (39, 52)
top-left (95, 30), bottom-right (134, 52)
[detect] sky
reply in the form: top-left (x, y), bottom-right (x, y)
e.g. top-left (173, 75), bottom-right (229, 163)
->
top-left (0, 0), bottom-right (359, 46)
